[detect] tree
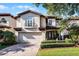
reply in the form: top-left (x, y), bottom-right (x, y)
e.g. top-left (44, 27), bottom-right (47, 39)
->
top-left (0, 30), bottom-right (16, 45)
top-left (34, 3), bottom-right (79, 18)
top-left (3, 31), bottom-right (16, 45)
top-left (59, 19), bottom-right (69, 32)
top-left (67, 24), bottom-right (79, 45)
top-left (58, 19), bottom-right (70, 40)
top-left (35, 3), bottom-right (79, 45)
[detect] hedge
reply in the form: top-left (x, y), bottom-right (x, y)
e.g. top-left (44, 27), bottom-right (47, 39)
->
top-left (42, 40), bottom-right (65, 43)
top-left (42, 40), bottom-right (73, 43)
top-left (41, 43), bottom-right (75, 49)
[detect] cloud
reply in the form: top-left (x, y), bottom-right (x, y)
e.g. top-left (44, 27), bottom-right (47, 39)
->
top-left (12, 5), bottom-right (41, 15)
top-left (0, 5), bottom-right (8, 9)
top-left (15, 5), bottom-right (40, 12)
top-left (17, 5), bottom-right (31, 9)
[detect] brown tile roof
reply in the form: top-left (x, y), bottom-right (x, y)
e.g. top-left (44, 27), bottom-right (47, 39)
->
top-left (46, 16), bottom-right (62, 20)
top-left (68, 16), bottom-right (79, 20)
top-left (0, 25), bottom-right (11, 28)
top-left (15, 10), bottom-right (62, 20)
top-left (47, 16), bottom-right (56, 18)
top-left (14, 27), bottom-right (22, 31)
top-left (39, 26), bottom-right (60, 31)
top-left (0, 13), bottom-right (12, 16)
top-left (0, 13), bottom-right (16, 19)
top-left (39, 27), bottom-right (46, 31)
top-left (0, 10), bottom-right (63, 21)
top-left (46, 26), bottom-right (60, 29)
top-left (14, 16), bottom-right (19, 19)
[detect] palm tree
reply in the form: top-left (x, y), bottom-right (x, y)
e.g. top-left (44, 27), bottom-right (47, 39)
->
top-left (68, 24), bottom-right (79, 46)
top-left (59, 19), bottom-right (69, 32)
top-left (59, 19), bottom-right (78, 41)
top-left (58, 19), bottom-right (69, 40)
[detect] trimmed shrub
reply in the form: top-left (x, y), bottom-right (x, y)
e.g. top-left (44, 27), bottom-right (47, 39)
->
top-left (42, 39), bottom-right (74, 44)
top-left (41, 43), bottom-right (75, 49)
top-left (65, 39), bottom-right (74, 43)
top-left (42, 40), bottom-right (65, 43)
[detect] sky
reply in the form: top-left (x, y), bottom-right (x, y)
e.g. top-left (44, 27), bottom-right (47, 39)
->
top-left (0, 3), bottom-right (47, 16)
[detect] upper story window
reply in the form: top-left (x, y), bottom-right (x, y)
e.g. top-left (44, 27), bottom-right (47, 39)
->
top-left (25, 16), bottom-right (34, 27)
top-left (0, 18), bottom-right (7, 23)
top-left (48, 19), bottom-right (56, 26)
top-left (48, 19), bottom-right (52, 26)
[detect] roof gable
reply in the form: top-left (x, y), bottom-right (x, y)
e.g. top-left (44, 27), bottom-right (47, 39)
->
top-left (17, 10), bottom-right (45, 17)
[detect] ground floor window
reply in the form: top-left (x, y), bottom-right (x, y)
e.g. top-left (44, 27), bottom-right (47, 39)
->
top-left (46, 31), bottom-right (70, 40)
top-left (46, 31), bottom-right (59, 40)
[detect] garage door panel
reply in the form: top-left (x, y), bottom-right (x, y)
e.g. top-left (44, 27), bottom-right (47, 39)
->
top-left (18, 32), bottom-right (43, 44)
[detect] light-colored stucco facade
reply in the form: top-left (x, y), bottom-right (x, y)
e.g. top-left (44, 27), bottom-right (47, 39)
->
top-left (0, 16), bottom-right (16, 28)
top-left (0, 15), bottom-right (16, 33)
top-left (15, 11), bottom-right (46, 44)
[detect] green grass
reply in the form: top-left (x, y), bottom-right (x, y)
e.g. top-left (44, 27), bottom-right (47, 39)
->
top-left (37, 47), bottom-right (79, 56)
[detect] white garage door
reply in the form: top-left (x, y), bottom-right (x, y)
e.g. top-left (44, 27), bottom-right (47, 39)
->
top-left (18, 32), bottom-right (43, 44)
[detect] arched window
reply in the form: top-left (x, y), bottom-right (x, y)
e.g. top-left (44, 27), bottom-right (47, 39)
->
top-left (1, 18), bottom-right (7, 23)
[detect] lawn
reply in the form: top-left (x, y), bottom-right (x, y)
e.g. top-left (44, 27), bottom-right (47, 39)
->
top-left (37, 47), bottom-right (79, 56)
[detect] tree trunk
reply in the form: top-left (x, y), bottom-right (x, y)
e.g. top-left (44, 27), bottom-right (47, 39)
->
top-left (74, 35), bottom-right (79, 47)
top-left (69, 35), bottom-right (74, 41)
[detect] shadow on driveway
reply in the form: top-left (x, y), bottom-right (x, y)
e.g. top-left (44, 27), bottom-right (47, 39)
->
top-left (0, 44), bottom-right (35, 55)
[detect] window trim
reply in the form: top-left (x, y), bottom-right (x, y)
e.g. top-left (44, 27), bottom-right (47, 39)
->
top-left (0, 18), bottom-right (7, 23)
top-left (25, 16), bottom-right (34, 27)
top-left (48, 19), bottom-right (56, 26)
top-left (48, 19), bottom-right (52, 26)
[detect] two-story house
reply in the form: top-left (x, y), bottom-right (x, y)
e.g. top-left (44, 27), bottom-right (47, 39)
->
top-left (1, 10), bottom-right (77, 44)
top-left (14, 10), bottom-right (62, 44)
top-left (14, 10), bottom-right (46, 44)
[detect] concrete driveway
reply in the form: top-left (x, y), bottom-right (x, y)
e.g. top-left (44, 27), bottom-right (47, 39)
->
top-left (0, 43), bottom-right (41, 56)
